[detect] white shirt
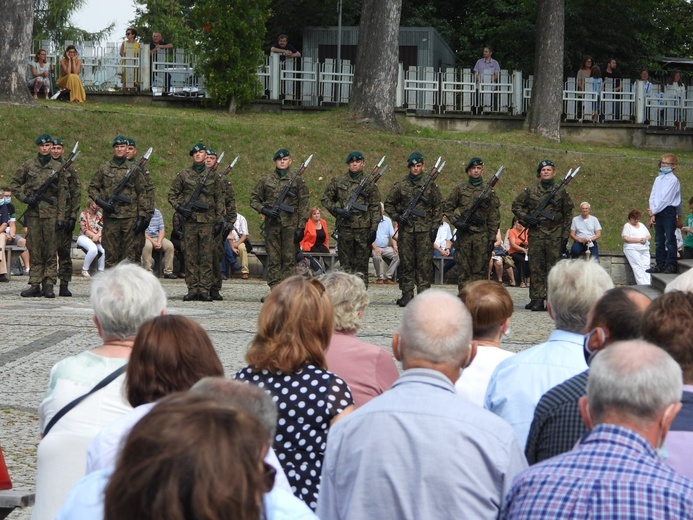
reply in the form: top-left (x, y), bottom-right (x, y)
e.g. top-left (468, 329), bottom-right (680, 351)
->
top-left (571, 215), bottom-right (601, 240)
top-left (622, 222), bottom-right (650, 251)
top-left (374, 216), bottom-right (396, 248)
top-left (649, 171), bottom-right (681, 215)
top-left (230, 213), bottom-right (249, 241)
top-left (455, 346), bottom-right (514, 407)
top-left (435, 222), bottom-right (453, 249)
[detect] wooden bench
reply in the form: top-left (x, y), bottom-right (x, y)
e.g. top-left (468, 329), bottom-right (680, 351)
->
top-left (4, 245), bottom-right (27, 278)
top-left (251, 242), bottom-right (339, 279)
top-left (432, 256), bottom-right (456, 285)
top-left (0, 489), bottom-right (35, 520)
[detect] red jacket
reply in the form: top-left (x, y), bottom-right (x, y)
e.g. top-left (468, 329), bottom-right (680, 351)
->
top-left (300, 217), bottom-right (329, 251)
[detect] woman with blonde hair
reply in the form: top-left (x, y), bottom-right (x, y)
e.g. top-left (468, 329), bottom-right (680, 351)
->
top-left (455, 280), bottom-right (515, 406)
top-left (56, 45), bottom-right (86, 103)
top-left (28, 49), bottom-right (51, 99)
top-left (235, 275), bottom-right (354, 510)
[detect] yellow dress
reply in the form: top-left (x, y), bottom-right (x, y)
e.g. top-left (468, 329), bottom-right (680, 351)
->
top-left (121, 41), bottom-right (141, 89)
top-left (57, 59), bottom-right (86, 103)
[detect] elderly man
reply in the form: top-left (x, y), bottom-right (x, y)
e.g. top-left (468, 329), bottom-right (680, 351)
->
top-left (525, 287), bottom-right (651, 464)
top-left (501, 341), bottom-right (693, 519)
top-left (371, 203), bottom-right (399, 284)
top-left (141, 208), bottom-right (176, 279)
top-left (316, 290), bottom-right (527, 519)
top-left (642, 291), bottom-right (693, 479)
top-left (570, 201), bottom-right (602, 260)
top-left (485, 259), bottom-right (614, 448)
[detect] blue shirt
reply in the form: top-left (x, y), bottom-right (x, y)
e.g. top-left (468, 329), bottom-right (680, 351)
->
top-left (649, 171), bottom-right (681, 215)
top-left (485, 329), bottom-right (587, 449)
top-left (316, 368), bottom-right (528, 520)
top-left (501, 424), bottom-right (693, 519)
top-left (374, 215), bottom-right (396, 248)
top-left (144, 208), bottom-right (165, 238)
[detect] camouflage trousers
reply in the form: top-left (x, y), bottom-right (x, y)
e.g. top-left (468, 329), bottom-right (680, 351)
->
top-left (266, 223), bottom-right (298, 288)
top-left (398, 229), bottom-right (433, 297)
top-left (337, 227), bottom-right (371, 286)
top-left (26, 217), bottom-right (58, 285)
top-left (212, 235), bottom-right (224, 290)
top-left (183, 222), bottom-right (215, 293)
top-left (528, 231), bottom-right (563, 301)
top-left (57, 229), bottom-right (73, 282)
top-left (455, 231), bottom-right (491, 292)
top-left (103, 217), bottom-right (140, 268)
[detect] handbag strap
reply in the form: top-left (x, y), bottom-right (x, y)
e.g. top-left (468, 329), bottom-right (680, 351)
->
top-left (42, 364), bottom-right (127, 437)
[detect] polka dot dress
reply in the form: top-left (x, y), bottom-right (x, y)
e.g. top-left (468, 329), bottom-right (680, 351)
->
top-left (235, 364), bottom-right (353, 510)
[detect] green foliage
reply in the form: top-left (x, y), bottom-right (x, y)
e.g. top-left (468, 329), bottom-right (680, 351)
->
top-left (130, 0), bottom-right (197, 50)
top-left (190, 0), bottom-right (271, 110)
top-left (33, 0), bottom-right (113, 43)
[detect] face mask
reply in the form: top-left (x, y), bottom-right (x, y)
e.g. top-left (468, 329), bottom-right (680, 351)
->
top-left (0, 200), bottom-right (4, 206)
top-left (4, 197), bottom-right (10, 204)
top-left (659, 167), bottom-right (673, 175)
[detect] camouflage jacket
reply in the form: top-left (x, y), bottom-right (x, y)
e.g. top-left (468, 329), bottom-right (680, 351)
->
top-left (130, 157), bottom-right (155, 221)
top-left (61, 162), bottom-right (81, 221)
top-left (168, 166), bottom-right (224, 224)
top-left (512, 181), bottom-right (574, 238)
top-left (250, 170), bottom-right (310, 229)
top-left (321, 171), bottom-right (381, 230)
top-left (385, 173), bottom-right (442, 233)
top-left (89, 158), bottom-right (150, 219)
top-left (220, 174), bottom-right (237, 227)
top-left (11, 156), bottom-right (68, 219)
top-left (444, 181), bottom-right (500, 241)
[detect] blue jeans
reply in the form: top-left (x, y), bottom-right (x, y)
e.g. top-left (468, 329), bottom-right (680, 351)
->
top-left (221, 241), bottom-right (237, 273)
top-left (654, 205), bottom-right (677, 268)
top-left (570, 240), bottom-right (599, 261)
top-left (433, 248), bottom-right (456, 273)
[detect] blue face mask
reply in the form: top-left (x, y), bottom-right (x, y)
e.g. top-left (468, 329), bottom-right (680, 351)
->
top-left (4, 198), bottom-right (10, 204)
top-left (0, 199), bottom-right (4, 207)
top-left (659, 167), bottom-right (673, 175)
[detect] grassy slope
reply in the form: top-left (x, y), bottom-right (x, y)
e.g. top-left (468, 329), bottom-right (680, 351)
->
top-left (1, 101), bottom-right (691, 251)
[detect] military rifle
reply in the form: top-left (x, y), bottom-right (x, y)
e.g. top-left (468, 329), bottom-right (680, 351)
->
top-left (454, 166), bottom-right (504, 233)
top-left (96, 147), bottom-right (153, 215)
top-left (178, 151), bottom-right (225, 221)
top-left (264, 154), bottom-right (313, 223)
top-left (399, 157), bottom-right (445, 227)
top-left (525, 167), bottom-right (580, 226)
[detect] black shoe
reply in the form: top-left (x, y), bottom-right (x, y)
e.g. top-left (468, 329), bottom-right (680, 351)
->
top-left (529, 299), bottom-right (546, 311)
top-left (396, 294), bottom-right (413, 307)
top-left (663, 265), bottom-right (678, 274)
top-left (525, 301), bottom-right (534, 310)
top-left (199, 292), bottom-right (213, 302)
top-left (210, 288), bottom-right (223, 301)
top-left (43, 284), bottom-right (56, 298)
top-left (164, 273), bottom-right (178, 279)
top-left (221, 274), bottom-right (228, 280)
top-left (0, 274), bottom-right (8, 283)
top-left (59, 283), bottom-right (72, 297)
top-left (260, 296), bottom-right (266, 303)
top-left (183, 291), bottom-right (199, 301)
top-left (21, 284), bottom-right (42, 297)
top-left (646, 265), bottom-right (664, 274)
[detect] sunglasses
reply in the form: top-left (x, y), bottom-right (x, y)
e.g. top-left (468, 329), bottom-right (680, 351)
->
top-left (126, 32), bottom-right (133, 35)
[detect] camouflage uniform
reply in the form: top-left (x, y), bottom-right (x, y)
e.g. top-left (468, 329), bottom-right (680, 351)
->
top-left (322, 171), bottom-right (380, 282)
top-left (512, 181), bottom-right (573, 302)
top-left (128, 156), bottom-right (155, 262)
top-left (250, 170), bottom-right (310, 288)
top-left (168, 165), bottom-right (224, 296)
top-left (384, 173), bottom-right (442, 301)
top-left (57, 159), bottom-right (81, 287)
top-left (212, 173), bottom-right (237, 293)
top-left (444, 179), bottom-right (500, 291)
top-left (89, 159), bottom-right (151, 268)
top-left (11, 155), bottom-right (67, 290)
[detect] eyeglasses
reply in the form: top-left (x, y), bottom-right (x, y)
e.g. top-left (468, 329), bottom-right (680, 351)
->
top-left (263, 462), bottom-right (276, 492)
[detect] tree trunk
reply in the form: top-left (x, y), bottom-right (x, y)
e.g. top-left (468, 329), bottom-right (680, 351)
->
top-left (349, 0), bottom-right (402, 133)
top-left (524, 0), bottom-right (564, 142)
top-left (0, 0), bottom-right (35, 104)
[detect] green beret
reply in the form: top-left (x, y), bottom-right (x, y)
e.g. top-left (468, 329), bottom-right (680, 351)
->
top-left (345, 151), bottom-right (364, 164)
top-left (125, 137), bottom-right (136, 147)
top-left (112, 135), bottom-right (128, 146)
top-left (537, 159), bottom-right (555, 176)
top-left (35, 134), bottom-right (52, 145)
top-left (407, 152), bottom-right (424, 167)
top-left (273, 148), bottom-right (290, 161)
top-left (51, 138), bottom-right (63, 146)
top-left (189, 142), bottom-right (207, 156)
top-left (206, 148), bottom-right (217, 157)
top-left (466, 157), bottom-right (483, 172)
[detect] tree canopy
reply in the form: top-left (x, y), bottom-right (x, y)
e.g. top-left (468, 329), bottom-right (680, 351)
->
top-left (33, 0), bottom-right (113, 44)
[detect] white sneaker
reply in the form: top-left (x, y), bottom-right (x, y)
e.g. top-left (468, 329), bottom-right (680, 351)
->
top-left (82, 270), bottom-right (91, 278)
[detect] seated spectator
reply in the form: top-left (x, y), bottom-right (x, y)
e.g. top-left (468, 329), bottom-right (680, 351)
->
top-left (502, 341), bottom-right (693, 518)
top-left (270, 34), bottom-right (301, 61)
top-left (0, 198), bottom-right (8, 282)
top-left (56, 45), bottom-right (86, 103)
top-left (86, 314), bottom-right (224, 472)
top-left (485, 259), bottom-right (613, 447)
top-left (76, 199), bottom-right (104, 277)
top-left (455, 281), bottom-right (515, 406)
top-left (507, 217), bottom-right (530, 287)
top-left (170, 211), bottom-right (185, 278)
top-left (32, 264), bottom-right (167, 520)
top-left (372, 203), bottom-right (399, 284)
top-left (622, 209), bottom-right (652, 285)
top-left (319, 271), bottom-right (399, 408)
top-left (229, 212), bottom-right (250, 279)
top-left (570, 201), bottom-right (601, 260)
top-left (235, 275), bottom-right (354, 510)
top-left (28, 49), bottom-right (52, 100)
top-left (525, 287), bottom-right (651, 464)
top-left (300, 206), bottom-right (330, 253)
top-left (316, 290), bottom-right (527, 519)
top-left (641, 291), bottom-right (693, 479)
top-left (58, 393), bottom-right (316, 520)
top-left (141, 208), bottom-right (176, 279)
top-left (433, 214), bottom-right (456, 276)
top-left (488, 227), bottom-right (515, 285)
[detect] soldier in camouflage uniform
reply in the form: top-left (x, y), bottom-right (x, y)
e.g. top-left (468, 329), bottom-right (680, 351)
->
top-left (51, 138), bottom-right (81, 297)
top-left (11, 134), bottom-right (68, 298)
top-left (385, 152), bottom-right (442, 307)
top-left (207, 149), bottom-right (237, 301)
top-left (444, 157), bottom-right (500, 291)
top-left (89, 135), bottom-right (152, 268)
top-left (126, 137), bottom-right (155, 262)
top-left (169, 143), bottom-right (225, 302)
top-left (322, 151), bottom-right (381, 286)
top-left (250, 149), bottom-right (310, 292)
top-left (512, 159), bottom-right (574, 311)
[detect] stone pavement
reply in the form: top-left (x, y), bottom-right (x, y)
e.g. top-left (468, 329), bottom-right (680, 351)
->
top-left (0, 275), bottom-right (556, 519)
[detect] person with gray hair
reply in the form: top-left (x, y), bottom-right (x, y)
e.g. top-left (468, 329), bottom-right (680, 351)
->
top-left (319, 271), bottom-right (399, 408)
top-left (502, 341), bottom-right (693, 519)
top-left (33, 263), bottom-right (167, 520)
top-left (317, 290), bottom-right (527, 519)
top-left (485, 259), bottom-right (614, 448)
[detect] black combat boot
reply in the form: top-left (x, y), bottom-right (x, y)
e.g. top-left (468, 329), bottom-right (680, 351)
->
top-left (529, 299), bottom-right (546, 312)
top-left (183, 291), bottom-right (199, 301)
top-left (210, 288), bottom-right (223, 301)
top-left (396, 293), bottom-right (414, 307)
top-left (59, 282), bottom-right (72, 297)
top-left (21, 284), bottom-right (43, 297)
top-left (43, 284), bottom-right (56, 298)
top-left (199, 292), bottom-right (213, 302)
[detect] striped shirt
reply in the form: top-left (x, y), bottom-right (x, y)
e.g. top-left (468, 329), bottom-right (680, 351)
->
top-left (144, 209), bottom-right (165, 238)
